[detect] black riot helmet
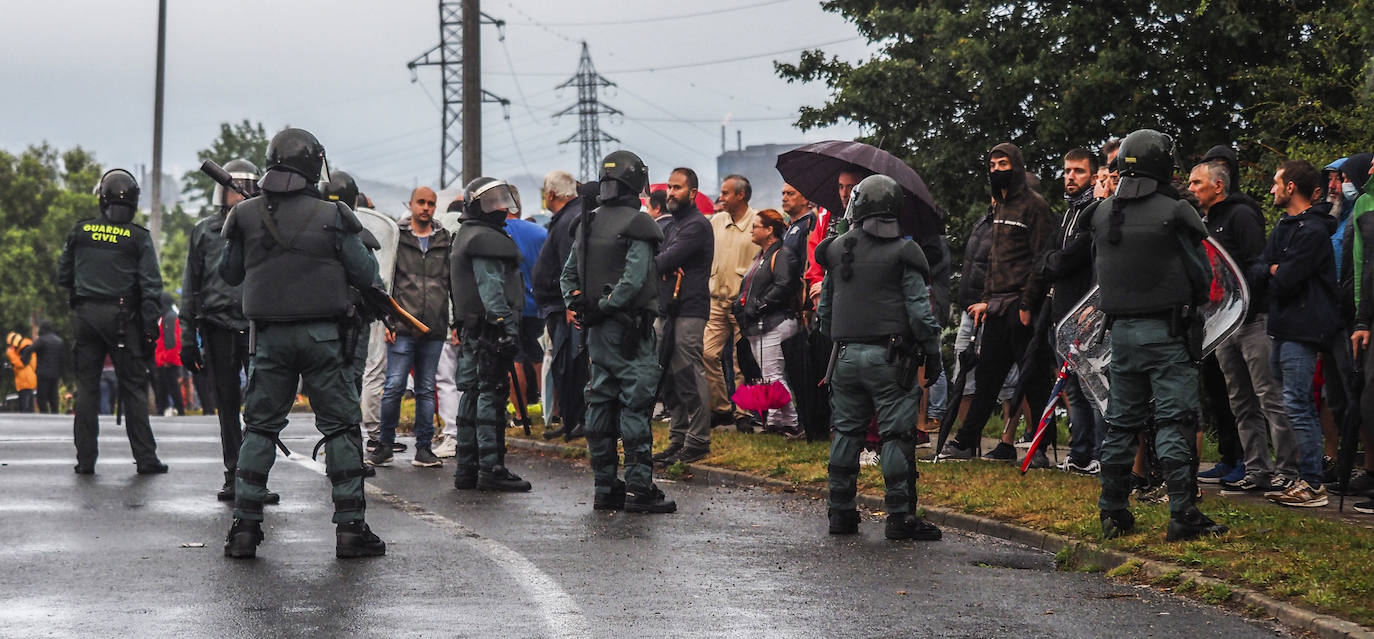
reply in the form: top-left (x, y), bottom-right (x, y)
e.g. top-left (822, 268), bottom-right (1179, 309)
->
top-left (598, 150), bottom-right (649, 203)
top-left (846, 174), bottom-right (904, 238)
top-left (95, 168), bottom-right (140, 223)
top-left (321, 169), bottom-right (359, 208)
top-left (462, 176), bottom-right (519, 224)
top-left (260, 127), bottom-right (329, 193)
top-left (1115, 129), bottom-right (1176, 199)
top-left (214, 158), bottom-right (261, 208)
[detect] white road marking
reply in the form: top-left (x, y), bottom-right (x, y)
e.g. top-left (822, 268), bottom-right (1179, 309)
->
top-left (283, 453), bottom-right (592, 638)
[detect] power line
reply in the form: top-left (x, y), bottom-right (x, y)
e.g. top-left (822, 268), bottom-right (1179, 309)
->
top-left (487, 36), bottom-right (863, 76)
top-left (505, 0), bottom-right (793, 27)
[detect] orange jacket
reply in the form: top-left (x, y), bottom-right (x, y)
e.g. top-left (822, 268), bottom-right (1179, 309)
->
top-left (5, 332), bottom-right (36, 391)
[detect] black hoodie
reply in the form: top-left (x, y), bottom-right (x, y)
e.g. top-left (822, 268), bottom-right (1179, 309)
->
top-left (983, 142), bottom-right (1055, 311)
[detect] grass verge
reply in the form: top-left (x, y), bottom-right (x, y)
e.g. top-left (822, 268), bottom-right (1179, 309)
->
top-left (513, 420), bottom-right (1374, 628)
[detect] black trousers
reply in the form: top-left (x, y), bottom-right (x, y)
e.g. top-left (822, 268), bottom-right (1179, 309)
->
top-left (36, 376), bottom-right (59, 413)
top-left (154, 366), bottom-right (185, 414)
top-left (546, 314), bottom-right (587, 427)
top-left (71, 301), bottom-right (157, 467)
top-left (952, 307), bottom-right (1055, 450)
top-left (202, 323), bottom-right (250, 473)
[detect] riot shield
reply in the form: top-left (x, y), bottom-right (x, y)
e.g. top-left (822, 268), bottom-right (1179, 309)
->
top-left (1055, 236), bottom-right (1249, 413)
top-left (436, 211), bottom-right (462, 235)
top-left (356, 207), bottom-right (399, 292)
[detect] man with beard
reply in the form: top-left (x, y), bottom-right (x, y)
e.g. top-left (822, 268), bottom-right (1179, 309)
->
top-left (650, 167), bottom-right (715, 464)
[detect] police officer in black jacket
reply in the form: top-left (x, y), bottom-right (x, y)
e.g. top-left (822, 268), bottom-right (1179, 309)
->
top-left (57, 169), bottom-right (166, 475)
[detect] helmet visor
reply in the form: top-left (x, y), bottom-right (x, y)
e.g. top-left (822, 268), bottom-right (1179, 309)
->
top-left (473, 182), bottom-right (520, 216)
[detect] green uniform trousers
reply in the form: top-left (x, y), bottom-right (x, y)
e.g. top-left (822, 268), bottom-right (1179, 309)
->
top-left (453, 336), bottom-right (510, 474)
top-left (234, 321), bottom-right (367, 524)
top-left (1099, 318), bottom-right (1199, 515)
top-left (585, 318), bottom-right (659, 498)
top-left (827, 343), bottom-right (921, 515)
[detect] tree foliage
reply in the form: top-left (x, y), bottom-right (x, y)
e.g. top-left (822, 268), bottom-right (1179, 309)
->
top-left (180, 120), bottom-right (268, 217)
top-left (778, 0), bottom-right (1374, 254)
top-left (0, 145), bottom-right (103, 388)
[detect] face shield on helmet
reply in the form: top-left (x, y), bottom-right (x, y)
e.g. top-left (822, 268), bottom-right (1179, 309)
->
top-left (467, 179), bottom-right (520, 220)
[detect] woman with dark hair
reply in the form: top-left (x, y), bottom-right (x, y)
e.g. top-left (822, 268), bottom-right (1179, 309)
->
top-left (734, 209), bottom-right (801, 435)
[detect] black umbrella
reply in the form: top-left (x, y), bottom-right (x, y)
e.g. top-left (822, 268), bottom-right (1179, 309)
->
top-left (775, 140), bottom-right (942, 240)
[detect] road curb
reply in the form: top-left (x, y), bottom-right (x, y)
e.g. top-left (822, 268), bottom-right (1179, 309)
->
top-left (508, 436), bottom-right (1373, 639)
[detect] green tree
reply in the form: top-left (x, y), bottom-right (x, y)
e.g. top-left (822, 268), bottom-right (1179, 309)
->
top-left (778, 0), bottom-right (1374, 260)
top-left (0, 144), bottom-right (103, 389)
top-left (180, 120), bottom-right (269, 217)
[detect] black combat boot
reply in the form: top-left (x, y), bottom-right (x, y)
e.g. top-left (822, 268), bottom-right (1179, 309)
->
top-left (1100, 509), bottom-right (1135, 539)
top-left (593, 480), bottom-right (627, 511)
top-left (224, 518), bottom-right (264, 559)
top-left (564, 422), bottom-right (586, 441)
top-left (828, 508), bottom-right (860, 535)
top-left (625, 484), bottom-right (676, 514)
top-left (477, 466), bottom-right (533, 492)
top-left (652, 442), bottom-right (683, 464)
top-left (541, 416), bottom-right (568, 440)
top-left (453, 466), bottom-right (478, 490)
top-left (1165, 507), bottom-right (1228, 542)
top-left (336, 521), bottom-right (386, 558)
top-left (885, 514), bottom-right (942, 541)
top-left (217, 471), bottom-right (235, 501)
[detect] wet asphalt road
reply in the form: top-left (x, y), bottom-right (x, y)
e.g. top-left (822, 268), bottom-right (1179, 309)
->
top-left (0, 413), bottom-right (1291, 638)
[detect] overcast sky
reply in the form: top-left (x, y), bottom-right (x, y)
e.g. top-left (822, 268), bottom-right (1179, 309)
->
top-left (1, 0), bottom-right (872, 204)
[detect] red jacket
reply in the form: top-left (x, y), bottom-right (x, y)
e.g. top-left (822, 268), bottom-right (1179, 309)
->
top-left (155, 315), bottom-right (181, 367)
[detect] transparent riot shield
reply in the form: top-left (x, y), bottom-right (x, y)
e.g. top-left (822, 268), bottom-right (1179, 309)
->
top-left (356, 207), bottom-right (399, 292)
top-left (1055, 236), bottom-right (1250, 413)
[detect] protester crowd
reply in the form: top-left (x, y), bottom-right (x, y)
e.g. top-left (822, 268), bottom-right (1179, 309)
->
top-left (20, 134), bottom-right (1374, 528)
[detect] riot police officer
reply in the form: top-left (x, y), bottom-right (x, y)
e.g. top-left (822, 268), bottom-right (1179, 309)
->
top-left (816, 174), bottom-right (942, 540)
top-left (1089, 129), bottom-right (1228, 541)
top-left (220, 128), bottom-right (387, 559)
top-left (57, 169), bottom-right (167, 475)
top-left (181, 158), bottom-right (281, 503)
top-left (560, 150), bottom-right (676, 513)
top-left (448, 177), bottom-right (533, 492)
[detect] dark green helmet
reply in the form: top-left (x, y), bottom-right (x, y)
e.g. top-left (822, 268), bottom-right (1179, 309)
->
top-left (95, 168), bottom-right (139, 223)
top-left (463, 176), bottom-right (519, 224)
top-left (845, 174), bottom-right (904, 222)
top-left (1115, 129), bottom-right (1175, 199)
top-left (215, 158), bottom-right (260, 206)
top-left (260, 127), bottom-right (328, 193)
top-left (599, 150), bottom-right (649, 195)
top-left (321, 169), bottom-right (359, 208)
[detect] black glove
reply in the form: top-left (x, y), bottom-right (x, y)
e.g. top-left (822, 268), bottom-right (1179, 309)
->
top-left (923, 351), bottom-right (943, 388)
top-left (181, 343), bottom-right (203, 373)
top-left (143, 333), bottom-right (159, 361)
top-left (495, 334), bottom-right (520, 360)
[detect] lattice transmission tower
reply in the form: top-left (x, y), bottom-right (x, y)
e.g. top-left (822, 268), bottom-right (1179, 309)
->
top-left (407, 0), bottom-right (510, 189)
top-left (555, 42), bottom-right (621, 181)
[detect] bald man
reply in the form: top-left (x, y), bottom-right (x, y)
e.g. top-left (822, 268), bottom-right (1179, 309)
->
top-left (367, 186), bottom-right (454, 470)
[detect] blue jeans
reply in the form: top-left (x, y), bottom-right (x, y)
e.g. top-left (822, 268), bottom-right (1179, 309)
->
top-left (1064, 371), bottom-right (1105, 464)
top-left (380, 335), bottom-right (444, 448)
top-left (1269, 339), bottom-right (1324, 487)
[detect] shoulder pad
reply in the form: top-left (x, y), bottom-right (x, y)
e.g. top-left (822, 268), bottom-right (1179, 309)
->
top-left (466, 225), bottom-right (520, 259)
top-left (621, 208), bottom-right (665, 243)
top-left (899, 240), bottom-right (931, 279)
top-left (1173, 199), bottom-right (1208, 238)
top-left (358, 228), bottom-right (381, 250)
top-left (1075, 200), bottom-right (1101, 230)
top-left (334, 202), bottom-right (364, 233)
top-left (815, 236), bottom-right (835, 269)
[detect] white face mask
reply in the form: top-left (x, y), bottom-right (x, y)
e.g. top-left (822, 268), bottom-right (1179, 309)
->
top-left (1343, 182), bottom-right (1361, 201)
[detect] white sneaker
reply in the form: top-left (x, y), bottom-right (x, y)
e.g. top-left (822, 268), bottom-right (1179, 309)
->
top-left (859, 450), bottom-right (880, 466)
top-left (431, 436), bottom-right (457, 459)
top-left (162, 407), bottom-right (176, 417)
